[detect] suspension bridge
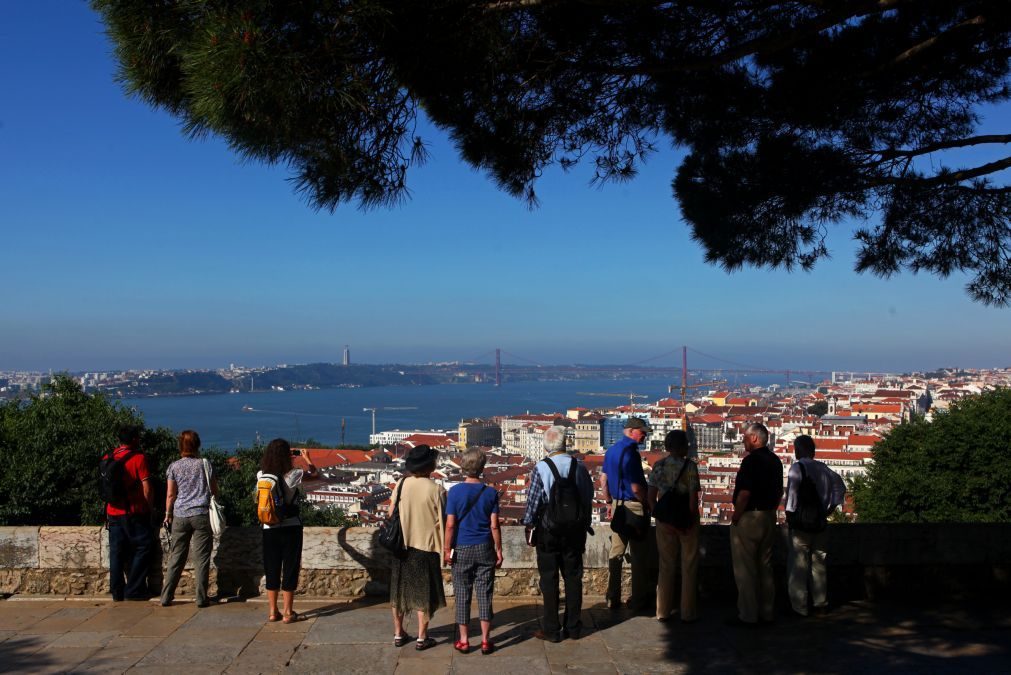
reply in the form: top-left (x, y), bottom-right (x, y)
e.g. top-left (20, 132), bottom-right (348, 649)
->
top-left (415, 345), bottom-right (832, 389)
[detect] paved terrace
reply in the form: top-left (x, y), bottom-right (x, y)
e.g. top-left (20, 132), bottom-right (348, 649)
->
top-left (0, 595), bottom-right (1008, 674)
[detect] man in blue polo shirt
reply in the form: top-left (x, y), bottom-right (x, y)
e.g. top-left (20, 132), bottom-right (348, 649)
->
top-left (600, 417), bottom-right (651, 611)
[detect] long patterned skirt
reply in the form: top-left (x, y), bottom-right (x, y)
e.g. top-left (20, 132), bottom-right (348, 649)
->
top-left (390, 547), bottom-right (446, 617)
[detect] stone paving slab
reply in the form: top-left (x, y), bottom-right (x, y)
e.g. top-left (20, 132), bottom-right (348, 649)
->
top-left (18, 607), bottom-right (104, 634)
top-left (0, 597), bottom-right (1007, 674)
top-left (226, 630), bottom-right (305, 673)
top-left (68, 605), bottom-right (154, 632)
top-left (0, 602), bottom-right (65, 631)
top-left (288, 643), bottom-right (401, 673)
top-left (69, 636), bottom-right (162, 674)
top-left (118, 603), bottom-right (197, 637)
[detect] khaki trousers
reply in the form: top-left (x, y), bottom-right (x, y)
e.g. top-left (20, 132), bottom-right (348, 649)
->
top-left (607, 500), bottom-right (650, 607)
top-left (730, 510), bottom-right (777, 623)
top-left (655, 523), bottom-right (699, 621)
top-left (787, 528), bottom-right (828, 615)
top-left (160, 514), bottom-right (213, 606)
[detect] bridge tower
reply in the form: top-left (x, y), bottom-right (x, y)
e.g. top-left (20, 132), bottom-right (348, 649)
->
top-left (495, 348), bottom-right (501, 387)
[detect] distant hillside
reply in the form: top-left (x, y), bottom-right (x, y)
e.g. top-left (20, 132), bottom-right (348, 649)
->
top-left (126, 371), bottom-right (233, 395)
top-left (250, 363), bottom-right (437, 389)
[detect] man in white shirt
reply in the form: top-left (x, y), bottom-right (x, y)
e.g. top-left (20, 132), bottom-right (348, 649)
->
top-left (784, 435), bottom-right (846, 617)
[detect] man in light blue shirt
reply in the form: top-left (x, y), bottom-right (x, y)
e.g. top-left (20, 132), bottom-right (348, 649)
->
top-left (785, 435), bottom-right (846, 617)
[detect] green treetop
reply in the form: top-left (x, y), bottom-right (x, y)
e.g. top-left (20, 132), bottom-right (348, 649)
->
top-left (852, 388), bottom-right (1011, 522)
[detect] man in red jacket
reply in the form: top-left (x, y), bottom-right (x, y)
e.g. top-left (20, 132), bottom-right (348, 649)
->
top-left (103, 425), bottom-right (155, 601)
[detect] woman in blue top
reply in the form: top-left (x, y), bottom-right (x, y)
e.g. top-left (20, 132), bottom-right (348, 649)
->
top-left (443, 449), bottom-right (502, 655)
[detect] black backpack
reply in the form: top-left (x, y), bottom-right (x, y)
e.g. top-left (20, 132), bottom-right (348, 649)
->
top-left (540, 457), bottom-right (583, 535)
top-left (788, 462), bottom-right (827, 533)
top-left (99, 450), bottom-right (135, 506)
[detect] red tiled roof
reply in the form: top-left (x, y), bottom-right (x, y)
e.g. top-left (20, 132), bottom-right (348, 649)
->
top-left (293, 448), bottom-right (373, 469)
top-left (811, 437), bottom-right (848, 450)
top-left (851, 403), bottom-right (902, 413)
top-left (484, 466), bottom-right (529, 484)
top-left (817, 450), bottom-right (874, 460)
top-left (401, 433), bottom-right (455, 447)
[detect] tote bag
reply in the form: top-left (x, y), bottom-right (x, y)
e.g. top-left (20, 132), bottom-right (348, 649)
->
top-left (202, 459), bottom-right (226, 537)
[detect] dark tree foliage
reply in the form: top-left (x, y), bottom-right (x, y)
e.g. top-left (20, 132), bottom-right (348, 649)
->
top-left (807, 400), bottom-right (829, 416)
top-left (92, 1), bottom-right (1011, 303)
top-left (0, 376), bottom-right (175, 525)
top-left (852, 388), bottom-right (1011, 522)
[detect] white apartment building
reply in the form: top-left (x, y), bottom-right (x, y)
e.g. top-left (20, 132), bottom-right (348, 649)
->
top-left (370, 429), bottom-right (452, 445)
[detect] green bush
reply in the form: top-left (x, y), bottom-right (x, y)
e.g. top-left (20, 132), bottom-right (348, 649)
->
top-left (0, 376), bottom-right (174, 525)
top-left (0, 376), bottom-right (354, 527)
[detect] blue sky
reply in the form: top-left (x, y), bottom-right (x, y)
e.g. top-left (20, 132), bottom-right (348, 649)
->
top-left (2, 2), bottom-right (1009, 374)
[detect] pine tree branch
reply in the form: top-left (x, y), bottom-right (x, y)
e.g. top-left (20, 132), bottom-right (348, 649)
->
top-left (876, 134), bottom-right (1011, 159)
top-left (868, 156), bottom-right (1011, 188)
top-left (608, 0), bottom-right (909, 75)
top-left (871, 14), bottom-right (988, 73)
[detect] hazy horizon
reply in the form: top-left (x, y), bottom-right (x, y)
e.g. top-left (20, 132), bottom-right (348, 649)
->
top-left (5, 349), bottom-right (1006, 376)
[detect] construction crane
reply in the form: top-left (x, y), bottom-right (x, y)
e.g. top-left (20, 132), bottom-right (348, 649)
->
top-left (667, 346), bottom-right (727, 431)
top-left (577, 392), bottom-right (650, 409)
top-left (667, 346), bottom-right (727, 402)
top-left (667, 380), bottom-right (728, 402)
top-left (363, 406), bottom-right (419, 438)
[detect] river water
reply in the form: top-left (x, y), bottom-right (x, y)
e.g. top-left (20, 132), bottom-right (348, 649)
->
top-left (124, 375), bottom-right (786, 449)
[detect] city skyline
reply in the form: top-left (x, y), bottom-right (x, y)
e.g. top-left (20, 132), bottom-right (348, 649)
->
top-left (3, 2), bottom-right (1011, 374)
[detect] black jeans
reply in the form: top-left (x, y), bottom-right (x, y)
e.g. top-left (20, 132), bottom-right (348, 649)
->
top-left (108, 515), bottom-right (155, 600)
top-left (536, 536), bottom-right (586, 633)
top-left (262, 526), bottom-right (303, 592)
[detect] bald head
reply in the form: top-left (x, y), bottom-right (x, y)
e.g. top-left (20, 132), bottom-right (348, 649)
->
top-left (744, 422), bottom-right (769, 450)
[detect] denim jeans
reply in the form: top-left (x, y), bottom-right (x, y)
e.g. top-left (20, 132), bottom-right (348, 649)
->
top-left (108, 515), bottom-right (155, 600)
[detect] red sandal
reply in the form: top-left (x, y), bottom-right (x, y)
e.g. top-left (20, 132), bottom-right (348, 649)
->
top-left (453, 639), bottom-right (470, 654)
top-left (481, 640), bottom-right (495, 655)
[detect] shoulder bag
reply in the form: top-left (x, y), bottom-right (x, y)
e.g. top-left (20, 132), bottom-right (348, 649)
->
top-left (378, 477), bottom-right (408, 559)
top-left (202, 459), bottom-right (226, 537)
top-left (653, 458), bottom-right (695, 529)
top-left (610, 448), bottom-right (648, 540)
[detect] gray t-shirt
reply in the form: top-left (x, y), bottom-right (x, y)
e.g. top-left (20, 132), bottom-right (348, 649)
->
top-left (167, 457), bottom-right (213, 517)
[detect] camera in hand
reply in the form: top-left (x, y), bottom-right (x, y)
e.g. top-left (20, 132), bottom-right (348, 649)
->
top-left (291, 449), bottom-right (301, 456)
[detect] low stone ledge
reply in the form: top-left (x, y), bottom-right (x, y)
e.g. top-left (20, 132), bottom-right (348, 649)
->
top-left (0, 527), bottom-right (39, 568)
top-left (4, 524), bottom-right (1009, 602)
top-left (39, 527), bottom-right (102, 569)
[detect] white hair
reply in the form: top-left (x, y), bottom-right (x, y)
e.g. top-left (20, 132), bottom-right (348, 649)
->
top-left (543, 425), bottom-right (568, 453)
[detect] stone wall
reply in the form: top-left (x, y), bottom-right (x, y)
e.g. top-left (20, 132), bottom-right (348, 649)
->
top-left (1, 524), bottom-right (1008, 602)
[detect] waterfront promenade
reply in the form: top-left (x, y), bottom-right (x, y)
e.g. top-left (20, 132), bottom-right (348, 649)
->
top-left (0, 595), bottom-right (1007, 674)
